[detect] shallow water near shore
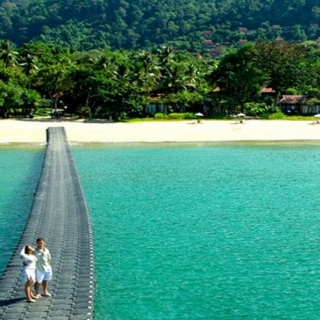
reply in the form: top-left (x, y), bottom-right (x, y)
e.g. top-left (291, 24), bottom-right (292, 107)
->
top-left (0, 145), bottom-right (44, 275)
top-left (1, 143), bottom-right (320, 319)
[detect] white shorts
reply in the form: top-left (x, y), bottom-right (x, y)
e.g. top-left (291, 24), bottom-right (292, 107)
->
top-left (22, 268), bottom-right (36, 284)
top-left (36, 267), bottom-right (52, 283)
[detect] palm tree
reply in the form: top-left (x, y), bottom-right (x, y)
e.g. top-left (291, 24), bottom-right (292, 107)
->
top-left (157, 45), bottom-right (175, 66)
top-left (19, 53), bottom-right (39, 89)
top-left (132, 50), bottom-right (161, 94)
top-left (0, 40), bottom-right (18, 68)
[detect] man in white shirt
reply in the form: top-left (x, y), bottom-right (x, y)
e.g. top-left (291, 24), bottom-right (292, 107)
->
top-left (34, 238), bottom-right (52, 297)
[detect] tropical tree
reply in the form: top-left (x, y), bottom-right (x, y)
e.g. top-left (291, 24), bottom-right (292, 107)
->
top-left (0, 81), bottom-right (25, 110)
top-left (36, 52), bottom-right (75, 115)
top-left (68, 67), bottom-right (100, 117)
top-left (209, 44), bottom-right (266, 113)
top-left (19, 52), bottom-right (39, 89)
top-left (0, 40), bottom-right (18, 68)
top-left (255, 41), bottom-right (307, 101)
top-left (131, 50), bottom-right (161, 95)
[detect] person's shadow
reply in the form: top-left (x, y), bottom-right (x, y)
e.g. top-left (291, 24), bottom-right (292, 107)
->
top-left (0, 297), bottom-right (25, 307)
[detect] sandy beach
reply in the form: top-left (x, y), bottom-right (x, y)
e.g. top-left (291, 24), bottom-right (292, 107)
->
top-left (1, 118), bottom-right (320, 143)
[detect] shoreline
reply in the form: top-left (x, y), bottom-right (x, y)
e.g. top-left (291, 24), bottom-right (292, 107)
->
top-left (1, 118), bottom-right (320, 144)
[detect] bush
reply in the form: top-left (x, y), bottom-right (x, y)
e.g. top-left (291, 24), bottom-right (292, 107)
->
top-left (184, 112), bottom-right (196, 119)
top-left (244, 102), bottom-right (266, 117)
top-left (168, 113), bottom-right (185, 119)
top-left (154, 112), bottom-right (198, 120)
top-left (266, 110), bottom-right (286, 119)
top-left (154, 113), bottom-right (168, 119)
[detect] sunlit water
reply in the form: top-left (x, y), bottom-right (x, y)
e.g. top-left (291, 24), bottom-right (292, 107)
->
top-left (1, 143), bottom-right (320, 319)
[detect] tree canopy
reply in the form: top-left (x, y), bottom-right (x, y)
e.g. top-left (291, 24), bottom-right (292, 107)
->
top-left (1, 0), bottom-right (320, 51)
top-left (1, 40), bottom-right (320, 120)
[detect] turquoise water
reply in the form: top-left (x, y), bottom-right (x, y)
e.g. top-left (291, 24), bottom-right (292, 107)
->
top-left (0, 145), bottom-right (44, 275)
top-left (71, 143), bottom-right (320, 319)
top-left (2, 143), bottom-right (320, 319)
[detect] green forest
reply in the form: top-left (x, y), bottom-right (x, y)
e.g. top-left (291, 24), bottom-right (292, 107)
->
top-left (1, 39), bottom-right (320, 120)
top-left (1, 0), bottom-right (320, 51)
top-left (2, 1), bottom-right (320, 120)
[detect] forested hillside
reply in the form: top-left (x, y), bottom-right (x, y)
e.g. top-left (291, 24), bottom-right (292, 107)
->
top-left (0, 0), bottom-right (320, 51)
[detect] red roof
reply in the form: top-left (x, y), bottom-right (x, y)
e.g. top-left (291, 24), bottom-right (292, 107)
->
top-left (261, 86), bottom-right (275, 94)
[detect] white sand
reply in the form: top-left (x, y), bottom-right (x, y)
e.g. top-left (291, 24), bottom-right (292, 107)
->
top-left (1, 118), bottom-right (320, 143)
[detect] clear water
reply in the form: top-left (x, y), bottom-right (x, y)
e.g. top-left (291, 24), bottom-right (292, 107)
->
top-left (1, 143), bottom-right (320, 319)
top-left (71, 143), bottom-right (320, 320)
top-left (0, 145), bottom-right (44, 275)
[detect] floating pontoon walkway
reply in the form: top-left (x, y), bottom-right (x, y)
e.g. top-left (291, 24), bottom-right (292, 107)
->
top-left (0, 127), bottom-right (94, 320)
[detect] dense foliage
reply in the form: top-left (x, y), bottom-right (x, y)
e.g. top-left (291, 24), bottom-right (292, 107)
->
top-left (1, 39), bottom-right (320, 120)
top-left (1, 0), bottom-right (320, 51)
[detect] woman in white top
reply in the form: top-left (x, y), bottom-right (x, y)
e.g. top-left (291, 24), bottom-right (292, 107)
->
top-left (20, 245), bottom-right (38, 302)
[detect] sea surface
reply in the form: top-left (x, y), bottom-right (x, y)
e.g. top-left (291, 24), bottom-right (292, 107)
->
top-left (0, 144), bottom-right (44, 275)
top-left (1, 143), bottom-right (320, 319)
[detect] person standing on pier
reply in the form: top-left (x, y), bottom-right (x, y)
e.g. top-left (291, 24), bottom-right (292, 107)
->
top-left (34, 238), bottom-right (52, 297)
top-left (20, 245), bottom-right (38, 302)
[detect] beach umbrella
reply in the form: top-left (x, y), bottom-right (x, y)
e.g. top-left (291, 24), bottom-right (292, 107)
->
top-left (195, 112), bottom-right (204, 116)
